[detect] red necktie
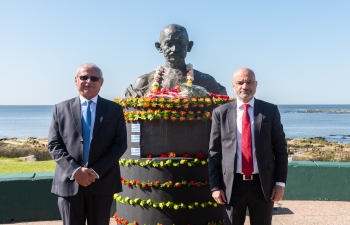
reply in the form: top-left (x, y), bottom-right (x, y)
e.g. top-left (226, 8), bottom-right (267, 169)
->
top-left (242, 104), bottom-right (253, 176)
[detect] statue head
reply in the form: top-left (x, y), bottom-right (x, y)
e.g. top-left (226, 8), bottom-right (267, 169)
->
top-left (155, 24), bottom-right (194, 67)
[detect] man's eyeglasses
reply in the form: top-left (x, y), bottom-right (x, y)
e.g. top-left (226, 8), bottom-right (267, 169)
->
top-left (78, 76), bottom-right (101, 82)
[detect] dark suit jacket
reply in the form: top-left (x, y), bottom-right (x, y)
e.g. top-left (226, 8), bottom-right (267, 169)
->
top-left (48, 96), bottom-right (127, 197)
top-left (208, 98), bottom-right (288, 203)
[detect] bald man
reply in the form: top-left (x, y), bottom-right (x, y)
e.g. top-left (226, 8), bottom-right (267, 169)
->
top-left (208, 68), bottom-right (288, 225)
top-left (125, 24), bottom-right (226, 97)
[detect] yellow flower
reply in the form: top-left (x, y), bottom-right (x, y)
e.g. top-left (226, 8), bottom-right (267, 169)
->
top-left (194, 202), bottom-right (199, 206)
top-left (160, 161), bottom-right (164, 167)
top-left (194, 158), bottom-right (199, 163)
top-left (174, 205), bottom-right (179, 210)
top-left (201, 160), bottom-right (207, 165)
top-left (213, 203), bottom-right (218, 207)
top-left (180, 159), bottom-right (186, 164)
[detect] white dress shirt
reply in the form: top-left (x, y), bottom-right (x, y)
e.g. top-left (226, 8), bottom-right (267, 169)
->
top-left (235, 97), bottom-right (284, 187)
top-left (235, 98), bottom-right (258, 174)
top-left (71, 95), bottom-right (99, 180)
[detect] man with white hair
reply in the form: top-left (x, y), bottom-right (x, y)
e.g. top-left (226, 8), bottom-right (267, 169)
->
top-left (48, 63), bottom-right (127, 225)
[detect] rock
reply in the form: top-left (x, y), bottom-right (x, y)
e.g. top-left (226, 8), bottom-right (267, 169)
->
top-left (19, 155), bottom-right (38, 162)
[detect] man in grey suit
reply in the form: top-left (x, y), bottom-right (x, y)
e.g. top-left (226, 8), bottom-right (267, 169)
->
top-left (208, 68), bottom-right (288, 225)
top-left (48, 63), bottom-right (127, 225)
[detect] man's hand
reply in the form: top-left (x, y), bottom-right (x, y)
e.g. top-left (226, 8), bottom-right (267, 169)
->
top-left (212, 189), bottom-right (227, 204)
top-left (270, 185), bottom-right (284, 202)
top-left (73, 167), bottom-right (97, 187)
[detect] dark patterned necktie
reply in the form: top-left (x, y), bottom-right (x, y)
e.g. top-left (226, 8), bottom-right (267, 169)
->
top-left (242, 104), bottom-right (253, 176)
top-left (82, 100), bottom-right (92, 164)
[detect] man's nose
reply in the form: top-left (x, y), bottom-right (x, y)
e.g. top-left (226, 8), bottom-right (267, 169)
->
top-left (170, 44), bottom-right (179, 52)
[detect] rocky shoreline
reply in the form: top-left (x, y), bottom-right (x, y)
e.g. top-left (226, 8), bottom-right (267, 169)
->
top-left (1, 137), bottom-right (350, 162)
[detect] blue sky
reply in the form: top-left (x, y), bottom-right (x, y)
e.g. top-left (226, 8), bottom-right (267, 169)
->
top-left (1, 1), bottom-right (349, 105)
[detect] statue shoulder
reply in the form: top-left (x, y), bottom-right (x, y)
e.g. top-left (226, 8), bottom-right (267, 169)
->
top-left (133, 71), bottom-right (155, 88)
top-left (193, 70), bottom-right (227, 94)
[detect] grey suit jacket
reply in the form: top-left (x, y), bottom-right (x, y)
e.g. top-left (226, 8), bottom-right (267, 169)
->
top-left (208, 98), bottom-right (288, 203)
top-left (48, 96), bottom-right (127, 197)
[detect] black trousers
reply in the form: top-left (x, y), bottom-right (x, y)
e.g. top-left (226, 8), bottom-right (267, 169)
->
top-left (224, 174), bottom-right (274, 225)
top-left (58, 186), bottom-right (113, 225)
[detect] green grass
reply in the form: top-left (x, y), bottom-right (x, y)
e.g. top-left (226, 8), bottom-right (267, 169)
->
top-left (0, 157), bottom-right (56, 174)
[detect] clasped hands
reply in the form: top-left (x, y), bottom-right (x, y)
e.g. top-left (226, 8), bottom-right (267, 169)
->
top-left (212, 185), bottom-right (285, 204)
top-left (73, 167), bottom-right (98, 187)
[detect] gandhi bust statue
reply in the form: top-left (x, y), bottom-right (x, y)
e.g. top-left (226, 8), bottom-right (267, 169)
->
top-left (125, 24), bottom-right (227, 98)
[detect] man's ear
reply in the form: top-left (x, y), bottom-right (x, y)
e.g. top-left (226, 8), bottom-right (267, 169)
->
top-left (187, 41), bottom-right (194, 52)
top-left (155, 42), bottom-right (162, 53)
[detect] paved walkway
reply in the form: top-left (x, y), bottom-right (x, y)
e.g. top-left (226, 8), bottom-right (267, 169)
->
top-left (5, 201), bottom-right (350, 225)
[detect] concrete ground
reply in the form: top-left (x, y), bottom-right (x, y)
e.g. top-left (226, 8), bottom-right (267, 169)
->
top-left (5, 200), bottom-right (350, 225)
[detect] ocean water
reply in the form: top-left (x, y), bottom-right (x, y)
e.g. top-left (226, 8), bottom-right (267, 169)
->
top-left (0, 105), bottom-right (349, 143)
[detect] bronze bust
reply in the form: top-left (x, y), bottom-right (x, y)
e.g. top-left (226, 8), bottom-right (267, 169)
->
top-left (125, 24), bottom-right (227, 97)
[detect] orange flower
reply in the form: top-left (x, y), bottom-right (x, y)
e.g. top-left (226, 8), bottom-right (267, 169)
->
top-left (163, 117), bottom-right (169, 120)
top-left (147, 109), bottom-right (154, 113)
top-left (196, 111), bottom-right (201, 114)
top-left (191, 98), bottom-right (197, 102)
top-left (196, 117), bottom-right (202, 121)
top-left (171, 117), bottom-right (177, 121)
top-left (183, 104), bottom-right (189, 109)
top-left (144, 102), bottom-right (150, 107)
top-left (166, 105), bottom-right (172, 109)
top-left (159, 104), bottom-right (165, 108)
top-left (205, 112), bottom-right (211, 117)
top-left (198, 104), bottom-right (204, 108)
top-left (188, 111), bottom-right (194, 114)
top-left (171, 110), bottom-right (177, 114)
top-left (188, 118), bottom-right (194, 121)
top-left (180, 111), bottom-right (186, 116)
top-left (179, 117), bottom-right (186, 121)
top-left (168, 152), bottom-right (176, 157)
top-left (182, 98), bottom-right (189, 103)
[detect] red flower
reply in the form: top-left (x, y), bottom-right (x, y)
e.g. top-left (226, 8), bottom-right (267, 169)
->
top-left (136, 181), bottom-right (141, 186)
top-left (196, 151), bottom-right (205, 159)
top-left (155, 180), bottom-right (161, 186)
top-left (149, 181), bottom-right (154, 187)
top-left (169, 180), bottom-right (173, 185)
top-left (175, 182), bottom-right (181, 187)
top-left (162, 183), bottom-right (167, 188)
top-left (196, 183), bottom-right (201, 187)
top-left (205, 180), bottom-right (209, 185)
top-left (160, 153), bottom-right (168, 158)
top-left (120, 177), bottom-right (124, 181)
top-left (182, 153), bottom-right (191, 158)
top-left (190, 180), bottom-right (195, 185)
top-left (127, 182), bottom-right (131, 187)
top-left (146, 154), bottom-right (153, 158)
top-left (182, 180), bottom-right (188, 185)
top-left (132, 179), bottom-right (137, 184)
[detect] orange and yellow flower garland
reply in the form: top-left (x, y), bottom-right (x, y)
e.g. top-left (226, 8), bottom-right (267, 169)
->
top-left (113, 213), bottom-right (225, 225)
top-left (121, 177), bottom-right (209, 189)
top-left (114, 194), bottom-right (218, 210)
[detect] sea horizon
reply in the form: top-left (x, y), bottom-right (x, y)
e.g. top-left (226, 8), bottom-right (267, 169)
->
top-left (0, 104), bottom-right (349, 143)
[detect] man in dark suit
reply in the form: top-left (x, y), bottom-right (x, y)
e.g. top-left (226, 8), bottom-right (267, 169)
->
top-left (208, 68), bottom-right (288, 225)
top-left (48, 63), bottom-right (127, 225)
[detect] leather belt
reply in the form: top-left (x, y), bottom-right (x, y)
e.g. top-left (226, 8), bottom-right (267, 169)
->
top-left (235, 173), bottom-right (259, 181)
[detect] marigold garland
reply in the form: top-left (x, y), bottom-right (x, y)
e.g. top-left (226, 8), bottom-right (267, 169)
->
top-left (113, 213), bottom-right (225, 225)
top-left (119, 158), bottom-right (209, 167)
top-left (114, 97), bottom-right (233, 109)
top-left (114, 194), bottom-right (218, 210)
top-left (121, 177), bottom-right (210, 189)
